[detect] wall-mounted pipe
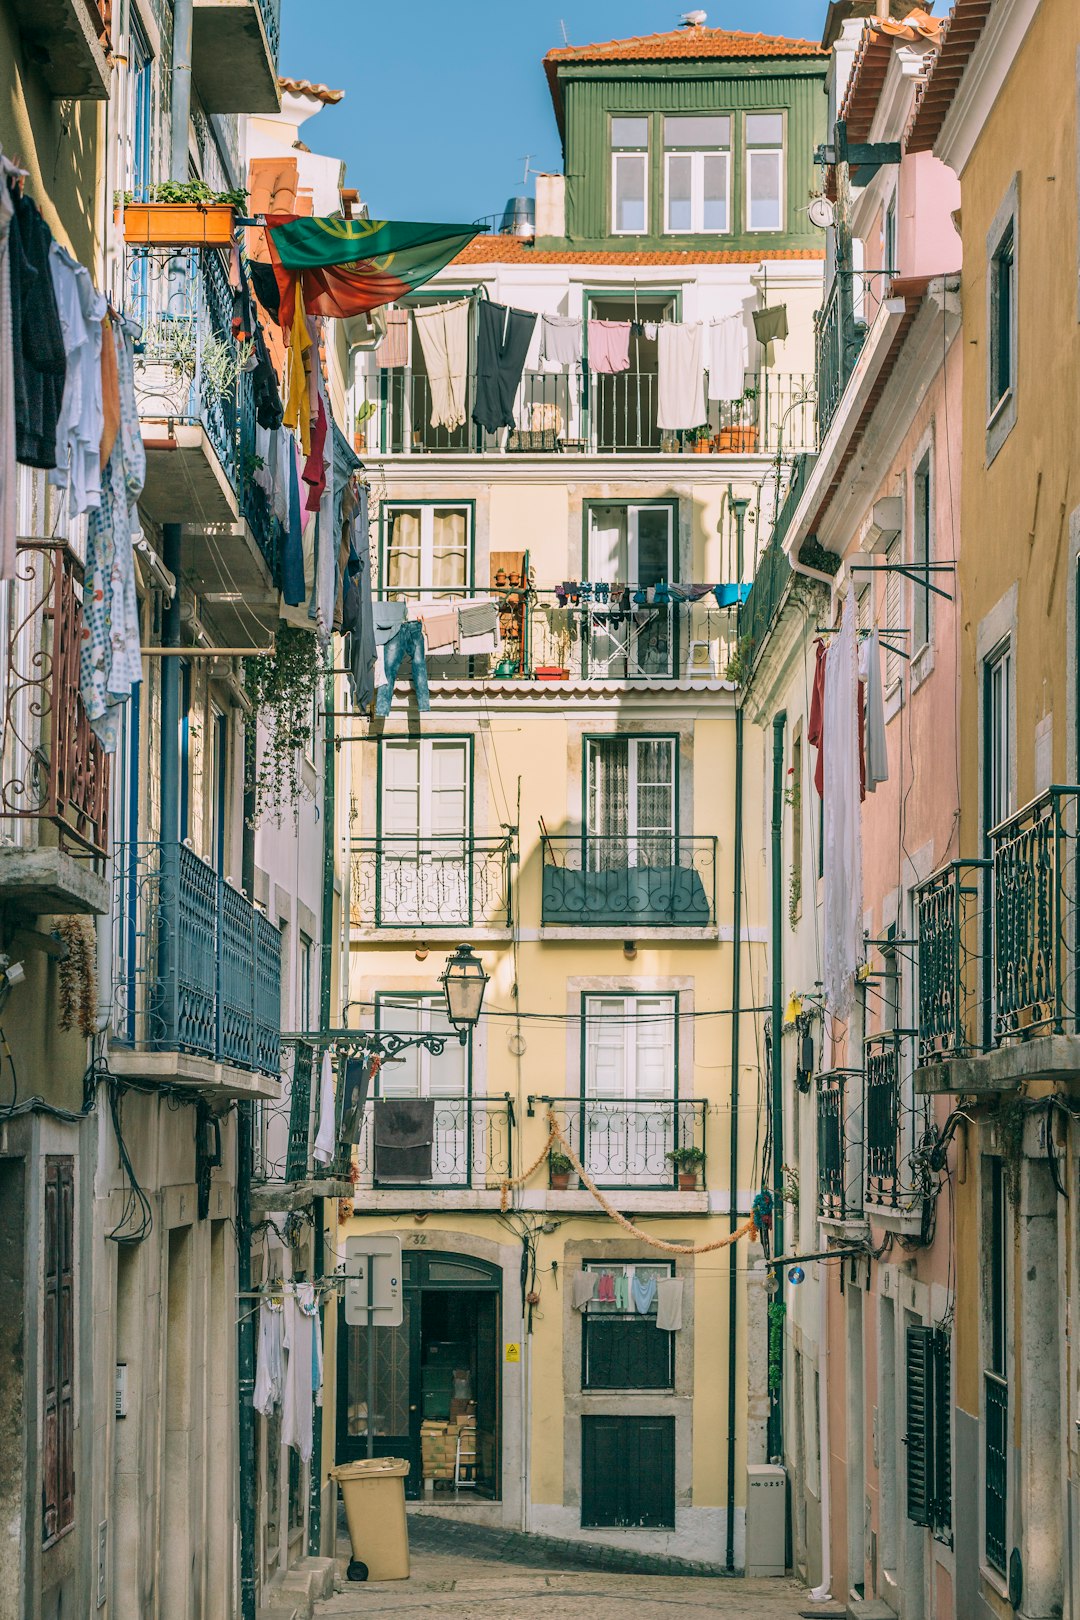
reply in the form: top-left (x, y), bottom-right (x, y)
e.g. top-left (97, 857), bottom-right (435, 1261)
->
top-left (724, 702), bottom-right (745, 1570)
top-left (169, 0), bottom-right (194, 182)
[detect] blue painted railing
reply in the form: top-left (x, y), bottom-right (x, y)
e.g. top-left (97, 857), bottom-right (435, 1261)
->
top-left (257, 0), bottom-right (280, 65)
top-left (114, 841), bottom-right (281, 1075)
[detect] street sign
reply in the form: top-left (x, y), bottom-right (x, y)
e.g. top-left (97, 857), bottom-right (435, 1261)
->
top-left (344, 1235), bottom-right (404, 1328)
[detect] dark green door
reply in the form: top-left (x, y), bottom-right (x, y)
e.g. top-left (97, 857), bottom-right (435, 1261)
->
top-left (581, 1415), bottom-right (675, 1528)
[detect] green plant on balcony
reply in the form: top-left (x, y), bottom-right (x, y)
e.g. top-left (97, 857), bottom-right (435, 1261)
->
top-left (724, 633), bottom-right (753, 684)
top-left (549, 1150), bottom-right (573, 1189)
top-left (244, 625), bottom-right (324, 825)
top-left (788, 864), bottom-right (802, 930)
top-left (797, 537), bottom-right (842, 575)
top-left (115, 180), bottom-right (249, 209)
top-left (666, 1144), bottom-right (706, 1189)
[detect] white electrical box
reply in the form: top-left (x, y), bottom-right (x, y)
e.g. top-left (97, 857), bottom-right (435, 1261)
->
top-left (745, 1463), bottom-right (787, 1576)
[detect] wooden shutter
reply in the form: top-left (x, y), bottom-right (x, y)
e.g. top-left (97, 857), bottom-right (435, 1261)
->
top-left (932, 1329), bottom-right (952, 1536)
top-left (582, 1415), bottom-right (675, 1528)
top-left (906, 1324), bottom-right (934, 1527)
top-left (43, 1157), bottom-right (75, 1544)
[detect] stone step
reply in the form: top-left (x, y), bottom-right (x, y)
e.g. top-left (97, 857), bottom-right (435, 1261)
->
top-left (846, 1602), bottom-right (896, 1620)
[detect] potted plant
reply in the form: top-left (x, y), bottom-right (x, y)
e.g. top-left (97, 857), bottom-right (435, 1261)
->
top-left (549, 1151), bottom-right (573, 1191)
top-left (666, 1145), bottom-right (706, 1190)
top-left (693, 424), bottom-right (711, 453)
top-left (121, 181), bottom-right (246, 247)
top-left (716, 385), bottom-right (760, 452)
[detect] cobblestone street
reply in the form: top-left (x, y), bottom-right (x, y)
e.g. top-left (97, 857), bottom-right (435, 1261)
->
top-left (313, 1515), bottom-right (839, 1620)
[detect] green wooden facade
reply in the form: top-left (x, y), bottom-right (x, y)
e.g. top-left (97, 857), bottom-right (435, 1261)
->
top-left (541, 56), bottom-right (828, 253)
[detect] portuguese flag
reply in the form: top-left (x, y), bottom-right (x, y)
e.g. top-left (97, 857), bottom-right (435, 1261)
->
top-left (264, 216), bottom-right (481, 332)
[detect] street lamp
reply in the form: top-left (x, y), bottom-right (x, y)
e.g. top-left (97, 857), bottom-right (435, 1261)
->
top-left (440, 943), bottom-right (489, 1045)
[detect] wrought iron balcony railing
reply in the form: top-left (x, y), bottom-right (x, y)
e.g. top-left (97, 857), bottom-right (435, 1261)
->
top-left (817, 1068), bottom-right (863, 1221)
top-left (540, 835), bottom-right (716, 928)
top-left (361, 368), bottom-right (816, 457)
top-left (526, 1096), bottom-right (707, 1190)
top-left (991, 786), bottom-right (1080, 1042)
top-left (350, 835), bottom-right (514, 929)
top-left (127, 246), bottom-right (277, 576)
top-left (113, 841), bottom-right (282, 1074)
top-left (0, 542), bottom-right (110, 858)
top-left (353, 1094), bottom-right (514, 1190)
top-left (256, 0), bottom-right (281, 61)
top-left (915, 860), bottom-right (990, 1064)
top-left (814, 270), bottom-right (897, 441)
top-left (984, 1372), bottom-right (1008, 1576)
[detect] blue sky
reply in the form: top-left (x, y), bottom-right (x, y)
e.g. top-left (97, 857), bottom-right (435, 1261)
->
top-left (279, 1), bottom-right (827, 222)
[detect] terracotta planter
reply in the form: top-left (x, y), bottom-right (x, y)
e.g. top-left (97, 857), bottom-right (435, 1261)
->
top-left (693, 439), bottom-right (711, 453)
top-left (716, 425), bottom-right (759, 453)
top-left (550, 1171), bottom-right (571, 1190)
top-left (678, 1170), bottom-right (699, 1191)
top-left (123, 202), bottom-right (236, 247)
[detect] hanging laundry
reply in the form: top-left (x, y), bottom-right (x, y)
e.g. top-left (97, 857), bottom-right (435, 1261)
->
top-left (281, 440), bottom-right (306, 608)
top-left (860, 628), bottom-right (889, 792)
top-left (540, 313), bottom-right (583, 370)
top-left (376, 307), bottom-right (409, 368)
top-left (613, 1273), bottom-right (629, 1312)
top-left (373, 1097), bottom-right (435, 1181)
top-left (631, 1271), bottom-right (658, 1315)
top-left (596, 1271), bottom-right (615, 1304)
top-left (372, 600), bottom-right (406, 645)
top-left (80, 319), bottom-right (143, 754)
top-left (249, 259), bottom-right (281, 325)
top-left (408, 600), bottom-right (459, 656)
top-left (707, 314), bottom-right (749, 402)
top-left (303, 392), bottom-right (328, 513)
top-left (413, 299), bottom-right (470, 430)
top-left (657, 322), bottom-right (706, 431)
top-left (655, 1278), bottom-right (684, 1332)
top-left (282, 1285), bottom-right (315, 1462)
top-left (283, 287), bottom-right (313, 454)
top-left (822, 585), bottom-right (863, 1019)
top-left (254, 1299), bottom-right (284, 1416)
top-left (808, 637), bottom-right (827, 798)
top-left (375, 620), bottom-right (431, 715)
top-left (472, 300), bottom-right (537, 435)
top-left (9, 188), bottom-right (66, 470)
top-left (348, 484), bottom-right (377, 710)
top-left (753, 304), bottom-right (789, 346)
top-left (0, 158), bottom-right (20, 580)
top-left (571, 1271), bottom-right (596, 1311)
top-left (312, 1050), bottom-right (337, 1165)
top-left (48, 245), bottom-right (106, 516)
top-left (458, 600), bottom-right (500, 641)
top-left (251, 321), bottom-right (284, 431)
top-left (99, 309), bottom-right (120, 467)
top-left (587, 319), bottom-right (631, 375)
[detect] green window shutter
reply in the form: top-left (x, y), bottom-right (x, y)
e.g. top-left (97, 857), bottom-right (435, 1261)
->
top-left (932, 1329), bottom-right (952, 1537)
top-left (906, 1324), bottom-right (933, 1527)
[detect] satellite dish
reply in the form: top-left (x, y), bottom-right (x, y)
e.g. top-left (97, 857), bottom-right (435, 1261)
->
top-left (808, 195), bottom-right (835, 229)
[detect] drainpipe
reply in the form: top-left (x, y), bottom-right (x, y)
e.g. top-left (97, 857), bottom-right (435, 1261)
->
top-left (238, 625), bottom-right (258, 1620)
top-left (169, 0), bottom-right (193, 182)
top-left (809, 1272), bottom-right (832, 1601)
top-left (308, 662), bottom-right (337, 1557)
top-left (725, 702), bottom-right (745, 1571)
top-left (768, 713), bottom-right (787, 1463)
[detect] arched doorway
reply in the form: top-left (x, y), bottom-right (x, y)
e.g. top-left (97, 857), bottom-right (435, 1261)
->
top-left (336, 1249), bottom-right (502, 1500)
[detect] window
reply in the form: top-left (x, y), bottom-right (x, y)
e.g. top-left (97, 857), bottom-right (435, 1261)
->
top-left (210, 706), bottom-right (228, 874)
top-left (379, 738), bottom-right (470, 924)
top-left (790, 728), bottom-right (803, 922)
top-left (663, 115), bottom-right (730, 234)
top-left (989, 223), bottom-right (1015, 414)
top-left (373, 993), bottom-right (470, 1185)
top-left (585, 505), bottom-right (675, 677)
top-left (582, 1415), bottom-right (675, 1528)
top-left (745, 113), bottom-right (785, 232)
top-left (984, 646), bottom-right (1013, 832)
top-left (129, 15), bottom-right (154, 200)
top-left (985, 1158), bottom-right (1009, 1574)
top-left (581, 1261), bottom-right (675, 1390)
top-left (582, 994), bottom-right (678, 1186)
top-left (905, 1325), bottom-right (952, 1538)
top-left (299, 931), bottom-right (314, 1028)
top-left (43, 1157), bottom-right (75, 1545)
top-left (383, 504), bottom-right (471, 600)
top-left (586, 737), bottom-right (675, 867)
top-left (611, 117), bottom-right (648, 234)
top-left (912, 453), bottom-right (933, 652)
top-left (884, 193), bottom-right (897, 273)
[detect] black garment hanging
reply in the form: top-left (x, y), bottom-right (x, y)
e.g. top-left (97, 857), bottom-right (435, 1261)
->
top-left (249, 259), bottom-right (281, 324)
top-left (9, 188), bottom-right (67, 469)
top-left (472, 300), bottom-right (537, 435)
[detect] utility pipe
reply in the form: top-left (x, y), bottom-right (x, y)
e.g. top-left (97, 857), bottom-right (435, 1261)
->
top-left (238, 594), bottom-right (258, 1620)
top-left (169, 0), bottom-right (193, 182)
top-left (724, 702), bottom-right (745, 1571)
top-left (809, 1269), bottom-right (832, 1601)
top-left (768, 713), bottom-right (787, 1463)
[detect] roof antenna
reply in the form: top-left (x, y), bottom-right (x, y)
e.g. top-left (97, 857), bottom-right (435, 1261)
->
top-left (559, 18), bottom-right (569, 43)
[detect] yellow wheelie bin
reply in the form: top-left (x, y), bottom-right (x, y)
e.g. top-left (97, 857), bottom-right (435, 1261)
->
top-left (332, 1458), bottom-right (410, 1581)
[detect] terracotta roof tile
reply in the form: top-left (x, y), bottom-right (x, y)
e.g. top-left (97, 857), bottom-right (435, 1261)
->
top-left (277, 76), bottom-right (345, 105)
top-left (906, 0), bottom-right (992, 153)
top-left (544, 26), bottom-right (828, 66)
top-left (840, 11), bottom-right (942, 145)
top-left (451, 237), bottom-right (825, 267)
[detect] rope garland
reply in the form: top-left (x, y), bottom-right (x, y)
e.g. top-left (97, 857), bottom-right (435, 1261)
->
top-left (500, 1108), bottom-right (756, 1257)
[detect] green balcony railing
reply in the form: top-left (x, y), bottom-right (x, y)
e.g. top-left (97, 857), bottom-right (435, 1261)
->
top-left (985, 1373), bottom-right (1008, 1575)
top-left (540, 835), bottom-right (716, 928)
top-left (817, 1068), bottom-right (863, 1221)
top-left (864, 1032), bottom-right (901, 1210)
top-left (113, 841), bottom-right (281, 1075)
top-left (915, 860), bottom-right (990, 1065)
top-left (351, 835), bottom-right (514, 929)
top-left (991, 786), bottom-right (1080, 1041)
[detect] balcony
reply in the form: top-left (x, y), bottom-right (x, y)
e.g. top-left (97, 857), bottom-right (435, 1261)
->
top-left (862, 1031), bottom-right (925, 1230)
top-left (527, 1096), bottom-right (707, 1194)
top-left (252, 1041), bottom-right (353, 1209)
top-left (540, 836), bottom-right (717, 932)
top-left (817, 1068), bottom-right (864, 1226)
top-left (915, 860), bottom-right (989, 1066)
top-left (127, 246), bottom-right (279, 628)
top-left (363, 369), bottom-right (816, 458)
top-left (111, 841), bottom-right (282, 1097)
top-left (992, 787), bottom-right (1079, 1041)
top-left (353, 1095), bottom-right (514, 1193)
top-left (350, 836), bottom-right (514, 933)
top-left (9, 0), bottom-right (111, 100)
top-left (0, 543), bottom-right (110, 914)
top-left (192, 0), bottom-right (280, 114)
top-left (815, 272), bottom-right (868, 442)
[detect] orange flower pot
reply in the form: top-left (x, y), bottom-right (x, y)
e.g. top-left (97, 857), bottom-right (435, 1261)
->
top-left (716, 425), bottom-right (759, 453)
top-left (123, 202), bottom-right (236, 247)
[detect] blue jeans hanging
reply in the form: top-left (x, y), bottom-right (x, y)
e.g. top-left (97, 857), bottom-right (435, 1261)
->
top-left (375, 620), bottom-right (431, 715)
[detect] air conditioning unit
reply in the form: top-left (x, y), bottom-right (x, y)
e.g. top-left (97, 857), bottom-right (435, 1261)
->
top-left (745, 1463), bottom-right (787, 1576)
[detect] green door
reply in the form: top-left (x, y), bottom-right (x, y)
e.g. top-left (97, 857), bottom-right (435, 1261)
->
top-left (581, 1415), bottom-right (675, 1528)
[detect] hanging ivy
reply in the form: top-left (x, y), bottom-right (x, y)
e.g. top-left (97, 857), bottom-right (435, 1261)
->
top-left (244, 625), bottom-right (324, 824)
top-left (768, 1298), bottom-right (786, 1396)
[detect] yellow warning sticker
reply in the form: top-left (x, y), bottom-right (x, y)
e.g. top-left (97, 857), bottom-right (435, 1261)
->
top-left (504, 1342), bottom-right (521, 1363)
